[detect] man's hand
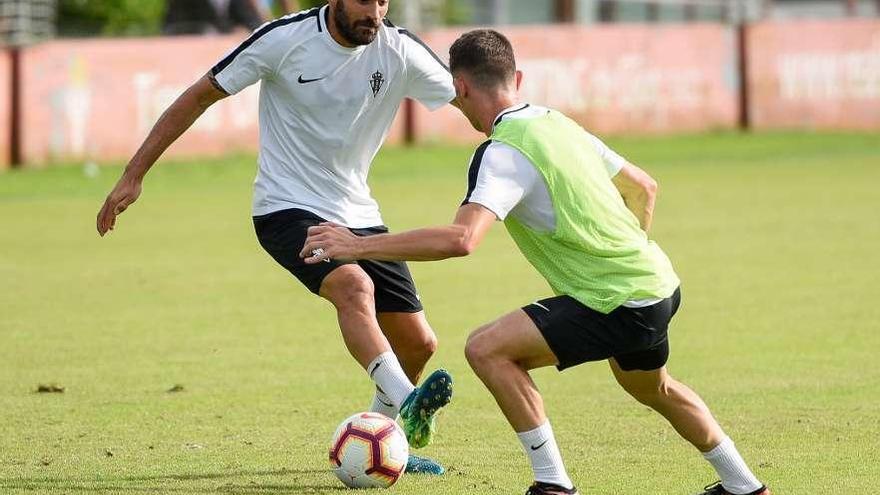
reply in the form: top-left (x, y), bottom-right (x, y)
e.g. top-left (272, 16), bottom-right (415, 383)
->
top-left (96, 177), bottom-right (142, 236)
top-left (299, 204), bottom-right (495, 263)
top-left (612, 162), bottom-right (657, 233)
top-left (300, 223), bottom-right (362, 264)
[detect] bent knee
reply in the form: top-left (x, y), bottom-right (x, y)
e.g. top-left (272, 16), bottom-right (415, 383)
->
top-left (321, 267), bottom-right (375, 309)
top-left (464, 325), bottom-right (497, 367)
top-left (421, 331), bottom-right (438, 356)
top-left (403, 326), bottom-right (438, 358)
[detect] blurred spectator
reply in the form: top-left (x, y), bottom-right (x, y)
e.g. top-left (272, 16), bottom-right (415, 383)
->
top-left (253, 0), bottom-right (299, 19)
top-left (162, 0), bottom-right (264, 35)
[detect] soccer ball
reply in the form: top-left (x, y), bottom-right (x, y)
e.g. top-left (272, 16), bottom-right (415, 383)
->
top-left (328, 412), bottom-right (409, 489)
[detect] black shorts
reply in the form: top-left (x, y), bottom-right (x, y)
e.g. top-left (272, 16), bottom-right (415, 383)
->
top-left (522, 288), bottom-right (682, 372)
top-left (253, 208), bottom-right (423, 313)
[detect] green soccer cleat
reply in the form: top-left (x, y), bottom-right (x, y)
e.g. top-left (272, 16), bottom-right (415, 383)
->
top-left (404, 454), bottom-right (446, 475)
top-left (399, 369), bottom-right (453, 449)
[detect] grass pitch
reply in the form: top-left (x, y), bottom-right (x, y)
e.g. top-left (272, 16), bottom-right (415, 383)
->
top-left (1, 132), bottom-right (879, 494)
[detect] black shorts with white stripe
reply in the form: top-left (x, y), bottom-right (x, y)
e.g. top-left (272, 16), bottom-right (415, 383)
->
top-left (522, 288), bottom-right (681, 371)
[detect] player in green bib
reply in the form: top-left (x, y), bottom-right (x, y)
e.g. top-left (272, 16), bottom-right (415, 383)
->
top-left (300, 30), bottom-right (770, 495)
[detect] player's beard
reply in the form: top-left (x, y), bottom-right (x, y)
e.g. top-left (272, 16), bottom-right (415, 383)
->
top-left (333, 1), bottom-right (380, 46)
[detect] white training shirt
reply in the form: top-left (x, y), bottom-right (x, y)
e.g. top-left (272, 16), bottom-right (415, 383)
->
top-left (463, 104), bottom-right (662, 308)
top-left (211, 6), bottom-right (455, 227)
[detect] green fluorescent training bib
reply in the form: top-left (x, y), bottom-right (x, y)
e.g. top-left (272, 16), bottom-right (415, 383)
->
top-left (491, 110), bottom-right (680, 314)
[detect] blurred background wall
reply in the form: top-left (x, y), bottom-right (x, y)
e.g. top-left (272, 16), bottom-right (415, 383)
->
top-left (1, 0), bottom-right (878, 168)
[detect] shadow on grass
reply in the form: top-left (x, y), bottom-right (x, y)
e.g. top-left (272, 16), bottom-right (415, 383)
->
top-left (0, 468), bottom-right (351, 493)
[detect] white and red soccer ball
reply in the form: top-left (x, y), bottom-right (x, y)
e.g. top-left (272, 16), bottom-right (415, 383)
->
top-left (329, 412), bottom-right (409, 489)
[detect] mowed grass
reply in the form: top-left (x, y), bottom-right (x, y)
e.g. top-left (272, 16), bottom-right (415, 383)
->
top-left (1, 132), bottom-right (879, 494)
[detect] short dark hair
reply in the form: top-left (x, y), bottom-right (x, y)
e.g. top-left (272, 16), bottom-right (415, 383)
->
top-left (448, 29), bottom-right (516, 90)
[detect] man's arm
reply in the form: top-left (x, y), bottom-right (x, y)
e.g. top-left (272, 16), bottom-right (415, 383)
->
top-left (96, 74), bottom-right (228, 236)
top-left (612, 162), bottom-right (658, 233)
top-left (300, 203), bottom-right (497, 263)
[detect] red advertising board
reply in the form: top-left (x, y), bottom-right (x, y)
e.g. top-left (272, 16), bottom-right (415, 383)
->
top-left (15, 24), bottom-right (740, 165)
top-left (18, 35), bottom-right (405, 166)
top-left (17, 20), bottom-right (878, 165)
top-left (747, 19), bottom-right (880, 130)
top-left (20, 35), bottom-right (261, 165)
top-left (415, 24), bottom-right (741, 143)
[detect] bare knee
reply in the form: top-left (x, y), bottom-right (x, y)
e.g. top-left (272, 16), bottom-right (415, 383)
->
top-left (420, 329), bottom-right (438, 357)
top-left (408, 314), bottom-right (439, 358)
top-left (465, 324), bottom-right (498, 372)
top-left (401, 324), bottom-right (438, 362)
top-left (320, 267), bottom-right (375, 312)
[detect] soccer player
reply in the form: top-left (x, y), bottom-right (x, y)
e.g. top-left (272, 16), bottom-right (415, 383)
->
top-left (300, 29), bottom-right (772, 495)
top-left (97, 0), bottom-right (455, 474)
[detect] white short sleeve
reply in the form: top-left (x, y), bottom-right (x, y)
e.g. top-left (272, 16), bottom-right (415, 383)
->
top-left (211, 26), bottom-right (290, 95)
top-left (400, 31), bottom-right (455, 110)
top-left (462, 141), bottom-right (540, 221)
top-left (586, 132), bottom-right (628, 177)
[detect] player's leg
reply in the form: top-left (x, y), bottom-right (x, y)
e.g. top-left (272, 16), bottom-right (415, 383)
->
top-left (318, 265), bottom-right (397, 368)
top-left (357, 250), bottom-right (438, 393)
top-left (318, 265), bottom-right (451, 462)
top-left (319, 264), bottom-right (453, 448)
top-left (465, 309), bottom-right (577, 495)
top-left (354, 243), bottom-right (451, 451)
top-left (609, 361), bottom-right (724, 451)
top-left (253, 209), bottom-right (414, 411)
top-left (369, 311), bottom-right (437, 418)
top-left (377, 312), bottom-right (437, 384)
top-left (254, 211), bottom-right (451, 449)
top-left (607, 287), bottom-right (768, 495)
top-left (610, 362), bottom-right (768, 495)
top-left (320, 263), bottom-right (450, 453)
top-left (465, 310), bottom-right (557, 430)
top-left (370, 311), bottom-right (446, 475)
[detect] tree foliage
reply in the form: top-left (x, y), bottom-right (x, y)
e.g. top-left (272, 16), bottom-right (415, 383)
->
top-left (53, 0), bottom-right (468, 38)
top-left (57, 0), bottom-right (166, 37)
top-left (298, 0), bottom-right (327, 9)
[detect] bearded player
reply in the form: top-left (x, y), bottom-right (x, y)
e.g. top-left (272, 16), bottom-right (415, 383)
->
top-left (97, 0), bottom-right (458, 474)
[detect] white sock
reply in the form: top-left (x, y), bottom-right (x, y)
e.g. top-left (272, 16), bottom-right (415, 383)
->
top-left (517, 421), bottom-right (574, 489)
top-left (366, 352), bottom-right (414, 409)
top-left (369, 386), bottom-right (399, 419)
top-left (702, 436), bottom-right (764, 494)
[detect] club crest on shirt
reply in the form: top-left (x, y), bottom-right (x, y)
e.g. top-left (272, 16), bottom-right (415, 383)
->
top-left (370, 70), bottom-right (385, 97)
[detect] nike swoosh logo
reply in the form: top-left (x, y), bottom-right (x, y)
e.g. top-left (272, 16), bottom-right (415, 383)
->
top-left (298, 75), bottom-right (325, 84)
top-left (530, 440), bottom-right (549, 451)
top-left (370, 361), bottom-right (383, 377)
